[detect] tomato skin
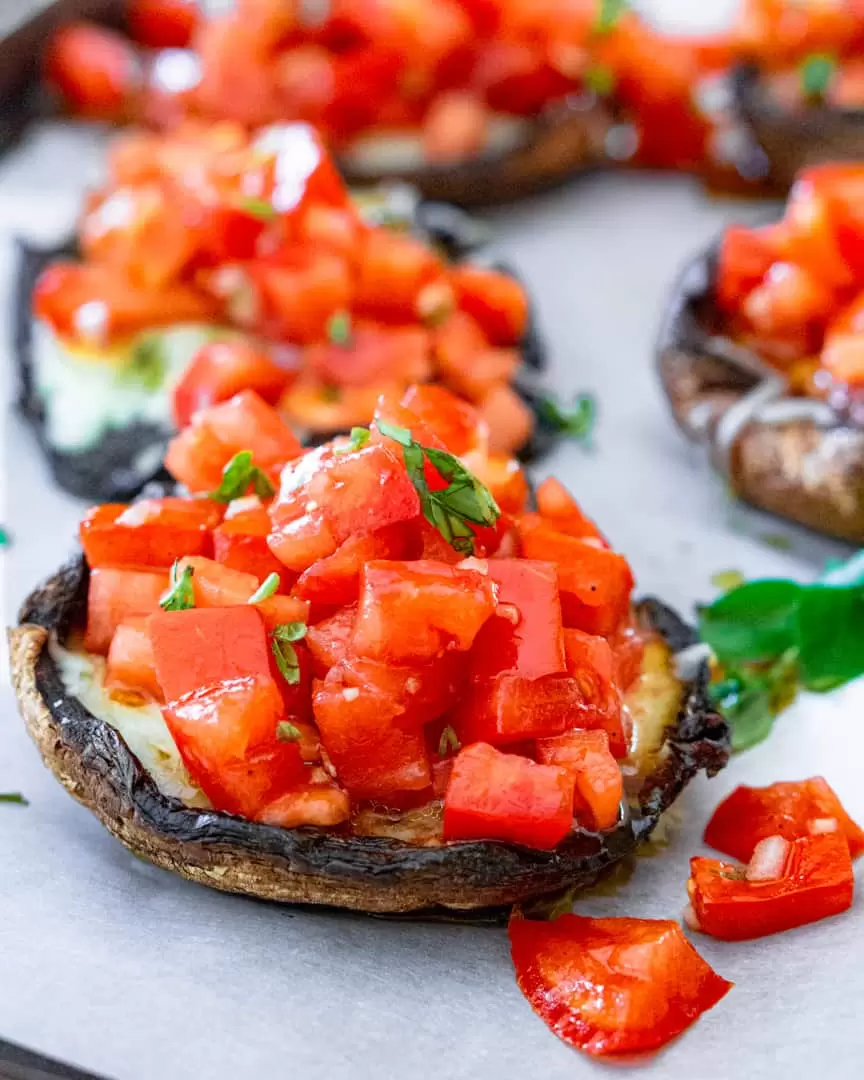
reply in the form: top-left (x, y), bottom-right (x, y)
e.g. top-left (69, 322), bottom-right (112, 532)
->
top-left (293, 524), bottom-right (412, 606)
top-left (172, 341), bottom-right (291, 430)
top-left (162, 674), bottom-right (306, 818)
top-left (149, 604), bottom-right (273, 701)
top-left (450, 265), bottom-right (529, 346)
top-left (562, 628), bottom-right (627, 758)
top-left (44, 23), bottom-right (139, 120)
top-left (105, 616), bottom-right (163, 702)
top-left (85, 567), bottom-right (168, 654)
top-left (536, 730), bottom-right (623, 831)
top-left (213, 509), bottom-right (288, 583)
top-left (304, 325), bottom-right (431, 388)
top-left (688, 833), bottom-right (854, 942)
top-left (128, 0), bottom-right (200, 48)
top-left (704, 778), bottom-right (864, 862)
top-left (79, 498), bottom-right (219, 569)
top-left (305, 604), bottom-right (357, 676)
top-left (400, 383), bottom-right (488, 457)
top-left (443, 742), bottom-right (575, 850)
top-left (509, 914), bottom-right (732, 1057)
top-left (716, 226), bottom-right (783, 312)
top-left (352, 559), bottom-right (497, 662)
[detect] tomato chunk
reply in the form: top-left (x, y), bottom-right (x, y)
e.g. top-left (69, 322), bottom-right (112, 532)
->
top-left (453, 672), bottom-right (592, 746)
top-left (715, 225), bottom-right (782, 312)
top-left (306, 604), bottom-right (357, 676)
top-left (562, 628), bottom-right (627, 758)
top-left (105, 616), bottom-right (162, 702)
top-left (44, 23), bottom-right (138, 120)
top-left (162, 675), bottom-right (305, 818)
top-left (535, 478), bottom-right (606, 544)
top-left (172, 340), bottom-right (291, 430)
top-left (85, 567), bottom-right (168, 654)
top-left (443, 742), bottom-right (575, 850)
top-left (80, 498), bottom-right (220, 569)
top-left (128, 0), bottom-right (200, 48)
top-left (450, 265), bottom-right (529, 345)
top-left (688, 833), bottom-right (854, 942)
top-left (258, 784), bottom-right (351, 829)
top-left (213, 508), bottom-right (288, 583)
top-left (293, 524), bottom-right (411, 606)
top-left (149, 605), bottom-right (272, 701)
top-left (509, 915), bottom-right (732, 1057)
top-left (704, 777), bottom-right (864, 862)
top-left (536, 730), bottom-right (623, 831)
top-left (352, 559), bottom-right (497, 662)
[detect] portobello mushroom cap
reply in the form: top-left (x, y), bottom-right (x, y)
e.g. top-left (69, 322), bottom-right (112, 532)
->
top-left (13, 198), bottom-right (557, 502)
top-left (656, 237), bottom-right (864, 542)
top-left (9, 555), bottom-right (729, 915)
top-left (732, 63), bottom-right (864, 190)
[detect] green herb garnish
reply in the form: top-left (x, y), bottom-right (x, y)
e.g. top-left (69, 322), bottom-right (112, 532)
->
top-left (248, 573), bottom-right (280, 603)
top-left (160, 562), bottom-right (195, 612)
top-left (271, 622), bottom-right (308, 686)
top-left (438, 725), bottom-right (461, 757)
top-left (0, 793), bottom-right (28, 805)
top-left (800, 53), bottom-right (836, 100)
top-left (378, 421), bottom-right (500, 555)
top-left (595, 0), bottom-right (628, 34)
top-left (240, 197), bottom-right (277, 222)
top-left (537, 392), bottom-right (596, 444)
top-left (336, 426), bottom-right (371, 455)
top-left (120, 335), bottom-right (167, 393)
top-left (584, 63), bottom-right (616, 97)
top-left (210, 450), bottom-right (276, 503)
top-left (700, 551), bottom-right (864, 749)
top-left (0, 526), bottom-right (11, 547)
top-left (276, 721), bottom-right (303, 743)
top-left (327, 310), bottom-right (352, 346)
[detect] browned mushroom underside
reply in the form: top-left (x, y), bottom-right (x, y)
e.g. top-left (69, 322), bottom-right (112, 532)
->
top-left (657, 241), bottom-right (864, 543)
top-left (9, 556), bottom-right (728, 914)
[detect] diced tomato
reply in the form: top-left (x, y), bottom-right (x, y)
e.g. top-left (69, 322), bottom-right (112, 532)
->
top-left (608, 621), bottom-right (646, 692)
top-left (84, 567), bottom-right (168, 654)
top-left (535, 478), bottom-right (606, 544)
top-left (715, 225), bottom-right (784, 311)
top-left (477, 384), bottom-right (534, 456)
top-left (352, 559), bottom-right (497, 662)
top-left (303, 325), bottom-right (431, 388)
top-left (254, 251), bottom-right (354, 344)
top-left (704, 778), bottom-right (864, 862)
top-left (519, 518), bottom-right (633, 636)
top-left (509, 914), bottom-right (732, 1057)
top-left (450, 265), bottom-right (529, 345)
top-left (536, 730), bottom-right (623, 831)
top-left (354, 229), bottom-right (445, 321)
top-left (162, 674), bottom-right (306, 817)
top-left (688, 833), bottom-right (854, 942)
top-left (213, 509), bottom-right (288, 583)
top-left (268, 511), bottom-right (340, 573)
top-left (258, 783), bottom-right (351, 828)
top-left (172, 340), bottom-right (291, 429)
top-left (741, 262), bottom-right (835, 343)
top-left (149, 604), bottom-right (272, 701)
top-left (562, 628), bottom-right (627, 758)
top-left (821, 330), bottom-right (864, 387)
top-left (79, 498), bottom-right (219, 569)
top-left (176, 555), bottom-right (259, 607)
top-left (443, 742), bottom-right (575, 850)
top-left (453, 671), bottom-right (594, 747)
top-left (468, 559), bottom-right (565, 681)
top-left (423, 90), bottom-right (490, 162)
top-left (465, 452), bottom-right (528, 515)
top-left (400, 384), bottom-right (489, 457)
top-left (306, 604), bottom-right (357, 676)
top-left (105, 616), bottom-right (163, 702)
top-left (128, 0), bottom-right (200, 48)
top-left (294, 524), bottom-right (412, 606)
top-left (44, 23), bottom-right (139, 120)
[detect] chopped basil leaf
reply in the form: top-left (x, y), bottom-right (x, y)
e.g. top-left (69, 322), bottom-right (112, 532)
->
top-left (248, 573), bottom-right (281, 603)
top-left (377, 421), bottom-right (500, 556)
top-left (240, 197), bottom-right (277, 222)
top-left (336, 427), bottom-right (371, 455)
top-left (327, 310), bottom-right (353, 346)
top-left (271, 622), bottom-right (308, 686)
top-left (276, 721), bottom-right (303, 743)
top-left (120, 335), bottom-right (167, 393)
top-left (0, 792), bottom-right (28, 805)
top-left (584, 63), bottom-right (616, 97)
top-left (595, 0), bottom-right (627, 34)
top-left (210, 450), bottom-right (276, 503)
top-left (438, 725), bottom-right (461, 757)
top-left (800, 53), bottom-right (836, 100)
top-left (161, 562), bottom-right (195, 611)
top-left (537, 392), bottom-right (596, 444)
top-left (0, 526), bottom-right (11, 547)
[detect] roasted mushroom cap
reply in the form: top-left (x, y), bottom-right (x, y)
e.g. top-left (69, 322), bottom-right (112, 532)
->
top-left (732, 63), bottom-right (864, 190)
top-left (9, 556), bottom-right (728, 915)
top-left (657, 239), bottom-right (864, 543)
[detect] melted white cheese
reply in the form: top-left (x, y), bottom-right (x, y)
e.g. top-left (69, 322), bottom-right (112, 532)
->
top-left (32, 321), bottom-right (223, 452)
top-left (52, 641), bottom-right (209, 808)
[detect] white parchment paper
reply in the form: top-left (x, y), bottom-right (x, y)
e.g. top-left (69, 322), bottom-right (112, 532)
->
top-left (2, 5), bottom-right (864, 1076)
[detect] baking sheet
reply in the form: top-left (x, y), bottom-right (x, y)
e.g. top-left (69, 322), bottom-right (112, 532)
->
top-left (2, 14), bottom-right (864, 1080)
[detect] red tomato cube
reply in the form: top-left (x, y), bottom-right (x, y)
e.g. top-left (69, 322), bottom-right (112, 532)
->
top-left (450, 264), bottom-right (529, 345)
top-left (105, 616), bottom-right (163, 702)
top-left (293, 524), bottom-right (412, 606)
top-left (213, 508), bottom-right (289, 583)
top-left (536, 729), bottom-right (623, 831)
top-left (306, 604), bottom-right (357, 676)
top-left (172, 340), bottom-right (291, 430)
top-left (79, 498), bottom-right (220, 569)
top-left (85, 567), bottom-right (168, 654)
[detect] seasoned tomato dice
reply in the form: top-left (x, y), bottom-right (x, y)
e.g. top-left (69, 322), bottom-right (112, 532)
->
top-left (268, 511), bottom-right (340, 573)
top-left (304, 324), bottom-right (431, 388)
top-left (449, 265), bottom-right (529, 345)
top-left (305, 604), bottom-right (357, 676)
top-left (149, 604), bottom-right (272, 701)
top-left (715, 225), bottom-right (783, 312)
top-left (400, 384), bottom-right (489, 457)
top-left (536, 730), bottom-right (623, 831)
top-left (79, 498), bottom-right (220, 569)
top-left (105, 616), bottom-right (162, 702)
top-left (258, 784), bottom-right (351, 829)
top-left (352, 560), bottom-right (497, 662)
top-left (162, 674), bottom-right (305, 818)
top-left (453, 672), bottom-right (587, 746)
top-left (85, 567), bottom-right (168, 654)
top-left (128, 0), bottom-right (200, 48)
top-left (213, 508), bottom-right (288, 583)
top-left (293, 524), bottom-right (412, 606)
top-left (175, 556), bottom-right (309, 629)
top-left (443, 742), bottom-right (575, 850)
top-left (563, 628), bottom-right (627, 758)
top-left (354, 229), bottom-right (446, 320)
top-left (172, 340), bottom-right (291, 429)
top-left (254, 251), bottom-right (353, 343)
top-left (477, 384), bottom-right (534, 456)
top-left (44, 23), bottom-right (139, 120)
top-left (534, 479), bottom-right (606, 544)
top-left (465, 453), bottom-right (528, 516)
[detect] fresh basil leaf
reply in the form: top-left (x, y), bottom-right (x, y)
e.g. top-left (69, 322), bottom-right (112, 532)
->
top-left (537, 392), bottom-right (596, 443)
top-left (248, 573), bottom-right (280, 604)
top-left (240, 197), bottom-right (277, 221)
top-left (377, 420), bottom-right (412, 447)
top-left (0, 525), bottom-right (11, 547)
top-left (276, 721), bottom-right (303, 743)
top-left (438, 725), bottom-right (461, 757)
top-left (584, 63), bottom-right (616, 97)
top-left (273, 622), bottom-right (307, 644)
top-left (796, 584), bottom-right (864, 691)
top-left (160, 562), bottom-right (195, 612)
top-left (711, 676), bottom-right (776, 753)
top-left (327, 310), bottom-right (352, 346)
top-left (210, 450), bottom-right (275, 502)
top-left (698, 579), bottom-right (801, 663)
top-left (0, 792), bottom-right (28, 805)
top-left (800, 53), bottom-right (836, 99)
top-left (595, 0), bottom-right (627, 35)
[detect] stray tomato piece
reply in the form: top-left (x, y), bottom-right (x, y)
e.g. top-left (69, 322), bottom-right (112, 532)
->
top-left (704, 777), bottom-right (864, 862)
top-left (688, 833), bottom-right (854, 942)
top-left (305, 604), bottom-right (357, 676)
top-left (105, 616), bottom-right (162, 702)
top-left (509, 914), bottom-right (732, 1057)
top-left (44, 23), bottom-right (139, 120)
top-left (450, 265), bottom-right (529, 345)
top-left (258, 784), bottom-right (351, 828)
top-left (294, 524), bottom-right (412, 606)
top-left (84, 567), bottom-right (168, 654)
top-left (172, 340), bottom-right (291, 430)
top-left (536, 730), bottom-right (623, 831)
top-left (162, 675), bottom-right (305, 818)
top-left (79, 498), bottom-right (219, 569)
top-left (352, 559), bottom-right (497, 662)
top-left (443, 742), bottom-right (575, 850)
top-left (149, 604), bottom-right (272, 701)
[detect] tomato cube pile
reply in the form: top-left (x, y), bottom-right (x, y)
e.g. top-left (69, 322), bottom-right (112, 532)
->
top-left (78, 381), bottom-right (643, 840)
